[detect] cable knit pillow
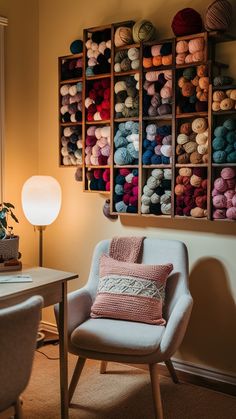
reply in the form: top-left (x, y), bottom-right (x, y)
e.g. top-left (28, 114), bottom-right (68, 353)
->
top-left (90, 254), bottom-right (173, 325)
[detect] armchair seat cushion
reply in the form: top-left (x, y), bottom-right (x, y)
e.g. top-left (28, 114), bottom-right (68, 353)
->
top-left (70, 318), bottom-right (165, 356)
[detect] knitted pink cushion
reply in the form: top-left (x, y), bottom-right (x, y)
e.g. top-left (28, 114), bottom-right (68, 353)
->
top-left (90, 254), bottom-right (173, 325)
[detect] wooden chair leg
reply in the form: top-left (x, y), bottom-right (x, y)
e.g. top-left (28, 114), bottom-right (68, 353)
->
top-left (149, 363), bottom-right (164, 419)
top-left (165, 359), bottom-right (179, 384)
top-left (69, 357), bottom-right (86, 404)
top-left (100, 361), bottom-right (108, 374)
top-left (15, 397), bottom-right (23, 419)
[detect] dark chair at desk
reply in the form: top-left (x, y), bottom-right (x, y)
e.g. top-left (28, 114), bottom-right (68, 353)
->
top-left (0, 295), bottom-right (43, 419)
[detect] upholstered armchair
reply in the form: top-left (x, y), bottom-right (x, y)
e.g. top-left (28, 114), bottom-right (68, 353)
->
top-left (0, 296), bottom-right (43, 419)
top-left (55, 238), bottom-right (193, 418)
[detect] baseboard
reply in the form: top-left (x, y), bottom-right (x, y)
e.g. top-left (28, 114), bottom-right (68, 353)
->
top-left (40, 321), bottom-right (58, 335)
top-left (40, 321), bottom-right (236, 396)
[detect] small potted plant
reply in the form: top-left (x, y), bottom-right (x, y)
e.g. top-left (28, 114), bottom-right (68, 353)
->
top-left (0, 202), bottom-right (19, 262)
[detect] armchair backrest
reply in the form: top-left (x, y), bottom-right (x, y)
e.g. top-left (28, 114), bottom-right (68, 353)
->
top-left (86, 238), bottom-right (189, 320)
top-left (0, 295), bottom-right (43, 412)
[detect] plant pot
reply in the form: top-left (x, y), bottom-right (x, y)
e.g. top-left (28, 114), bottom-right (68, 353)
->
top-left (0, 236), bottom-right (19, 261)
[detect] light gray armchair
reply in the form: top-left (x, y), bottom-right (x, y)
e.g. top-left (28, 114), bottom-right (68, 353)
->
top-left (0, 296), bottom-right (43, 419)
top-left (56, 238), bottom-right (193, 418)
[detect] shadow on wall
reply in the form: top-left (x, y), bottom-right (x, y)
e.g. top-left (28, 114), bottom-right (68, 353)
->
top-left (180, 257), bottom-right (236, 374)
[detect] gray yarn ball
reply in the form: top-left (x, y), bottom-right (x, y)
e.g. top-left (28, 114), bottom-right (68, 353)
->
top-left (143, 185), bottom-right (153, 197)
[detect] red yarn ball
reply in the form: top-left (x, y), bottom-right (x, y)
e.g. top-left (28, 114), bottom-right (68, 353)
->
top-left (176, 207), bottom-right (184, 215)
top-left (132, 186), bottom-right (139, 197)
top-left (101, 100), bottom-right (110, 110)
top-left (124, 182), bottom-right (133, 193)
top-left (183, 206), bottom-right (192, 216)
top-left (100, 109), bottom-right (110, 120)
top-left (132, 176), bottom-right (138, 186)
top-left (94, 169), bottom-right (103, 179)
top-left (87, 112), bottom-right (94, 121)
top-left (123, 194), bottom-right (131, 205)
top-left (88, 89), bottom-right (97, 100)
top-left (103, 169), bottom-right (110, 182)
top-left (171, 8), bottom-right (203, 36)
top-left (98, 155), bottom-right (108, 165)
top-left (196, 195), bottom-right (207, 209)
top-left (120, 168), bottom-right (130, 176)
top-left (104, 88), bottom-right (111, 100)
top-left (101, 78), bottom-right (110, 89)
top-left (201, 179), bottom-right (208, 190)
top-left (130, 196), bottom-right (138, 206)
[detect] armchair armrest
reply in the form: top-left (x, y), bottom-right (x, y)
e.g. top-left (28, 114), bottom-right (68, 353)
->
top-left (160, 293), bottom-right (193, 358)
top-left (54, 288), bottom-right (93, 338)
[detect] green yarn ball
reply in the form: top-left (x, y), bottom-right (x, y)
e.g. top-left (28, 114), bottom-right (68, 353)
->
top-left (132, 20), bottom-right (156, 43)
top-left (183, 67), bottom-right (196, 80)
top-left (227, 151), bottom-right (236, 162)
top-left (214, 126), bottom-right (227, 137)
top-left (223, 118), bottom-right (236, 131)
top-left (213, 150), bottom-right (227, 163)
top-left (212, 136), bottom-right (226, 150)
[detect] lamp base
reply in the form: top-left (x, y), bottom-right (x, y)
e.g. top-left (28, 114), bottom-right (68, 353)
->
top-left (36, 331), bottom-right (45, 348)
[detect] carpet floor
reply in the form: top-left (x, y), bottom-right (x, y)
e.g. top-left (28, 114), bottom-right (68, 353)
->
top-left (22, 345), bottom-right (236, 419)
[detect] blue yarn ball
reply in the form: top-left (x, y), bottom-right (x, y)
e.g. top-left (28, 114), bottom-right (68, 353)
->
top-left (70, 40), bottom-right (83, 54)
top-left (113, 193), bottom-right (123, 203)
top-left (227, 151), bottom-right (236, 163)
top-left (223, 119), bottom-right (236, 131)
top-left (97, 179), bottom-right (106, 190)
top-left (114, 135), bottom-right (128, 149)
top-left (125, 121), bottom-right (134, 131)
top-left (115, 184), bottom-right (124, 195)
top-left (115, 201), bottom-right (127, 213)
top-left (142, 150), bottom-right (153, 164)
top-left (234, 142), bottom-right (236, 150)
top-left (151, 154), bottom-right (162, 164)
top-left (226, 131), bottom-right (236, 144)
top-left (114, 148), bottom-right (133, 165)
top-left (143, 139), bottom-right (151, 149)
top-left (127, 205), bottom-right (137, 213)
top-left (132, 122), bottom-right (139, 134)
top-left (67, 142), bottom-right (77, 152)
top-left (161, 156), bottom-right (170, 164)
top-left (213, 150), bottom-right (227, 163)
top-left (90, 179), bottom-right (98, 190)
top-left (115, 174), bottom-right (125, 185)
top-left (212, 137), bottom-right (226, 151)
top-left (157, 125), bottom-right (171, 136)
top-left (214, 126), bottom-right (227, 137)
top-left (189, 95), bottom-right (197, 104)
top-left (70, 134), bottom-right (78, 143)
top-left (76, 82), bottom-right (83, 92)
top-left (132, 169), bottom-right (138, 176)
top-left (127, 143), bottom-right (139, 160)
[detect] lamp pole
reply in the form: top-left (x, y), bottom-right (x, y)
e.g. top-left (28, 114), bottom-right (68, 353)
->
top-left (37, 226), bottom-right (46, 267)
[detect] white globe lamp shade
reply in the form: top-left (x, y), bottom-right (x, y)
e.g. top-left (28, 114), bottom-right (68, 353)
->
top-left (21, 176), bottom-right (62, 226)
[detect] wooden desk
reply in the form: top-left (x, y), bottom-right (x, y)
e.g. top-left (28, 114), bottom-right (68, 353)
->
top-left (0, 266), bottom-right (78, 419)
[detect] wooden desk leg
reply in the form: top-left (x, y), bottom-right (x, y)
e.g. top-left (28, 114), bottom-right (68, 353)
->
top-left (59, 281), bottom-right (68, 419)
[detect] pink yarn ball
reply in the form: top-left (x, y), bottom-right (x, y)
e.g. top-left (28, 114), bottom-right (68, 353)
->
top-left (164, 70), bottom-right (172, 80)
top-left (103, 169), bottom-right (110, 182)
top-left (213, 209), bottom-right (226, 219)
top-left (90, 156), bottom-right (99, 165)
top-left (132, 176), bottom-right (138, 186)
top-left (130, 196), bottom-right (138, 206)
top-left (163, 135), bottom-right (172, 145)
top-left (132, 186), bottom-right (139, 197)
top-left (226, 198), bottom-right (233, 209)
top-left (185, 54), bottom-right (193, 63)
top-left (224, 189), bottom-right (235, 200)
top-left (94, 169), bottom-right (102, 179)
top-left (221, 167), bottom-right (236, 180)
top-left (151, 45), bottom-right (162, 56)
top-left (176, 53), bottom-right (187, 65)
top-left (154, 144), bottom-right (162, 155)
top-left (160, 86), bottom-right (172, 98)
top-left (226, 207), bottom-right (236, 220)
top-left (85, 155), bottom-right (91, 165)
top-left (92, 144), bottom-right (101, 157)
top-left (176, 40), bottom-right (189, 53)
top-left (123, 194), bottom-right (131, 205)
top-left (87, 126), bottom-right (96, 137)
top-left (146, 71), bottom-right (159, 82)
top-left (213, 195), bottom-right (227, 209)
top-left (227, 178), bottom-right (236, 189)
top-left (214, 177), bottom-right (228, 193)
top-left (120, 168), bottom-right (130, 176)
top-left (188, 38), bottom-right (204, 54)
top-left (147, 83), bottom-right (156, 95)
top-left (124, 182), bottom-right (133, 193)
top-left (212, 188), bottom-right (219, 197)
top-left (232, 194), bottom-right (236, 207)
top-left (101, 144), bottom-right (110, 157)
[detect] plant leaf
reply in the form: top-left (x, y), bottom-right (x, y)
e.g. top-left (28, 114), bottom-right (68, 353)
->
top-left (10, 211), bottom-right (19, 223)
top-left (0, 218), bottom-right (7, 228)
top-left (3, 202), bottom-right (15, 209)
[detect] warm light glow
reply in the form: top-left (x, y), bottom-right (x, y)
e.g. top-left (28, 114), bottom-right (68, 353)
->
top-left (21, 176), bottom-right (62, 226)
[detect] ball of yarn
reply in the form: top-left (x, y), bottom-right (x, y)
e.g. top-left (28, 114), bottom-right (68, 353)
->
top-left (171, 8), bottom-right (203, 36)
top-left (114, 27), bottom-right (133, 47)
top-left (226, 207), bottom-right (236, 219)
top-left (192, 118), bottom-right (208, 133)
top-left (70, 39), bottom-right (83, 54)
top-left (190, 207), bottom-right (205, 218)
top-left (214, 177), bottom-right (228, 192)
top-left (221, 167), bottom-right (235, 179)
top-left (223, 118), bottom-right (236, 131)
top-left (205, 0), bottom-right (233, 31)
top-left (176, 40), bottom-right (189, 53)
top-left (132, 20), bottom-right (156, 43)
top-left (189, 37), bottom-right (205, 54)
top-left (213, 209), bottom-right (226, 219)
top-left (114, 148), bottom-right (133, 165)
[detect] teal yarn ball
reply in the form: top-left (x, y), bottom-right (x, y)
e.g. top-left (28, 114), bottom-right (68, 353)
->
top-left (127, 143), bottom-right (139, 159)
top-left (183, 67), bottom-right (196, 80)
top-left (225, 144), bottom-right (234, 154)
top-left (213, 150), bottom-right (227, 163)
top-left (223, 118), bottom-right (236, 131)
top-left (70, 40), bottom-right (83, 54)
top-left (114, 135), bottom-right (128, 148)
top-left (132, 168), bottom-right (138, 176)
top-left (132, 20), bottom-right (156, 43)
top-left (115, 184), bottom-right (124, 195)
top-left (212, 137), bottom-right (226, 150)
top-left (119, 123), bottom-right (127, 133)
top-left (115, 174), bottom-right (125, 185)
top-left (114, 147), bottom-right (133, 165)
top-left (227, 151), bottom-right (236, 162)
top-left (115, 201), bottom-right (127, 213)
top-left (86, 67), bottom-right (94, 76)
top-left (214, 126), bottom-right (227, 137)
top-left (226, 131), bottom-right (236, 144)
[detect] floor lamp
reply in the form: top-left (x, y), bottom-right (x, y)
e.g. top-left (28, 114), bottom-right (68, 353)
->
top-left (21, 175), bottom-right (62, 343)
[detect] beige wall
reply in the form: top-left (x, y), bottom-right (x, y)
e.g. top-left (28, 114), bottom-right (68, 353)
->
top-left (0, 0), bottom-right (39, 264)
top-left (1, 0), bottom-right (236, 375)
